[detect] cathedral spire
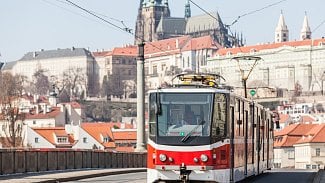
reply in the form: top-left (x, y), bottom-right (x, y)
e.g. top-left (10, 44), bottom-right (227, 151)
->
top-left (275, 11), bottom-right (289, 43)
top-left (300, 12), bottom-right (311, 40)
top-left (185, 0), bottom-right (191, 19)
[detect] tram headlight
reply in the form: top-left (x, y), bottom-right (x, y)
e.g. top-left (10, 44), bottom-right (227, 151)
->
top-left (159, 154), bottom-right (167, 162)
top-left (200, 154), bottom-right (208, 162)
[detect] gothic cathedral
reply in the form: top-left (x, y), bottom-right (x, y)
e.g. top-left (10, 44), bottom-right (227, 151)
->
top-left (134, 0), bottom-right (243, 48)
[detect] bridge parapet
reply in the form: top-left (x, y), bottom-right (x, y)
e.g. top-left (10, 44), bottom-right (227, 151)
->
top-left (0, 149), bottom-right (147, 175)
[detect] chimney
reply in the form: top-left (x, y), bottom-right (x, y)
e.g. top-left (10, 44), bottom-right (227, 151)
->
top-left (60, 104), bottom-right (65, 112)
top-left (176, 39), bottom-right (179, 49)
top-left (43, 104), bottom-right (47, 114)
top-left (71, 46), bottom-right (75, 51)
top-left (33, 52), bottom-right (37, 58)
top-left (36, 105), bottom-right (39, 114)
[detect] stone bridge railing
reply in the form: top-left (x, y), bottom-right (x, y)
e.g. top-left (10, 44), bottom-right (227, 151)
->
top-left (0, 149), bottom-right (147, 175)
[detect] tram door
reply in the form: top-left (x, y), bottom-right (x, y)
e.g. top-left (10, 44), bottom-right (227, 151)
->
top-left (254, 106), bottom-right (261, 175)
top-left (230, 106), bottom-right (235, 182)
top-left (243, 101), bottom-right (248, 176)
top-left (250, 103), bottom-right (255, 175)
top-left (257, 108), bottom-right (262, 174)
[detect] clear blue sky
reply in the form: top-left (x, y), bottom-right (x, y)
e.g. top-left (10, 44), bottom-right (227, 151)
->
top-left (0, 0), bottom-right (324, 62)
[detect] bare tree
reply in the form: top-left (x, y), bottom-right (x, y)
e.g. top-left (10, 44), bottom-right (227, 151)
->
top-left (294, 81), bottom-right (303, 97)
top-left (33, 69), bottom-right (50, 95)
top-left (101, 75), bottom-right (110, 99)
top-left (51, 67), bottom-right (87, 100)
top-left (0, 73), bottom-right (26, 147)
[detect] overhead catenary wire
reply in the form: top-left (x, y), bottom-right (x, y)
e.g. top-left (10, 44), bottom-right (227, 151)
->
top-left (64, 0), bottom-right (129, 33)
top-left (189, 0), bottom-right (288, 28)
top-left (312, 19), bottom-right (325, 34)
top-left (42, 0), bottom-right (179, 63)
top-left (62, 0), bottom-right (180, 58)
top-left (228, 0), bottom-right (288, 27)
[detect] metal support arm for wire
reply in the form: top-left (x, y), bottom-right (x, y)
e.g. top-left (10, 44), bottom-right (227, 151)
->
top-left (231, 56), bottom-right (262, 98)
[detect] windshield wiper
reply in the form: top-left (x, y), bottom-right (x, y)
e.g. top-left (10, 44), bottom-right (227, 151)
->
top-left (181, 120), bottom-right (205, 142)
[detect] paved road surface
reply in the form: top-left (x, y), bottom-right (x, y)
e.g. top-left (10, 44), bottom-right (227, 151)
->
top-left (66, 172), bottom-right (147, 183)
top-left (66, 169), bottom-right (317, 183)
top-left (242, 169), bottom-right (316, 183)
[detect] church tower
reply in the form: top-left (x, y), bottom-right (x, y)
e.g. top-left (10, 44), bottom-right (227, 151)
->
top-left (134, 0), bottom-right (170, 44)
top-left (300, 12), bottom-right (311, 40)
top-left (275, 11), bottom-right (289, 43)
top-left (185, 0), bottom-right (191, 19)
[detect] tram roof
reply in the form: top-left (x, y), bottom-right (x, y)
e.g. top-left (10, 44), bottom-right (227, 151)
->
top-left (148, 87), bottom-right (231, 94)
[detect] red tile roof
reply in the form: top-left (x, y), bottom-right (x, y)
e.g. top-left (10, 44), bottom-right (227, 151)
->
top-left (296, 124), bottom-right (325, 144)
top-left (93, 46), bottom-right (137, 57)
top-left (115, 146), bottom-right (135, 152)
top-left (144, 36), bottom-right (190, 55)
top-left (81, 123), bottom-right (116, 148)
top-left (279, 114), bottom-right (290, 123)
top-left (215, 38), bottom-right (325, 56)
top-left (92, 51), bottom-right (111, 57)
top-left (25, 107), bottom-right (61, 119)
top-left (112, 130), bottom-right (137, 140)
top-left (33, 127), bottom-right (74, 146)
top-left (274, 124), bottom-right (317, 147)
top-left (111, 46), bottom-right (137, 56)
top-left (181, 35), bottom-right (221, 52)
top-left (274, 136), bottom-right (301, 147)
top-left (299, 115), bottom-right (315, 123)
top-left (275, 123), bottom-right (316, 137)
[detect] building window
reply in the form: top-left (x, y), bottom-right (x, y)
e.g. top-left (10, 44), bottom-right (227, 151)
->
top-left (161, 64), bottom-right (166, 71)
top-left (103, 137), bottom-right (110, 143)
top-left (83, 137), bottom-right (88, 143)
top-left (316, 148), bottom-right (320, 156)
top-left (105, 58), bottom-right (110, 65)
top-left (145, 67), bottom-right (149, 75)
top-left (57, 137), bottom-right (68, 143)
top-left (128, 70), bottom-right (131, 75)
top-left (33, 120), bottom-right (36, 125)
top-left (152, 65), bottom-right (158, 76)
top-left (35, 137), bottom-right (39, 143)
top-left (288, 150), bottom-right (295, 159)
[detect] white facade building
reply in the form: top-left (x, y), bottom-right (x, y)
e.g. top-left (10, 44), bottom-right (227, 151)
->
top-left (205, 38), bottom-right (325, 93)
top-left (7, 48), bottom-right (96, 97)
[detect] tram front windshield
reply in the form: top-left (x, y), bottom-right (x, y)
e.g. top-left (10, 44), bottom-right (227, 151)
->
top-left (149, 93), bottom-right (214, 145)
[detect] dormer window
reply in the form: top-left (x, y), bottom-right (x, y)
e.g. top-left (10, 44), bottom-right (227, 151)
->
top-left (103, 137), bottom-right (110, 143)
top-left (57, 137), bottom-right (68, 143)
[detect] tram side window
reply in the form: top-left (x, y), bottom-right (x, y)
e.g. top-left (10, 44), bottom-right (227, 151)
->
top-left (149, 93), bottom-right (157, 139)
top-left (212, 93), bottom-right (227, 141)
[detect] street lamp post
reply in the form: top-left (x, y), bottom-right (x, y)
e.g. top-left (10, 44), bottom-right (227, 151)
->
top-left (135, 41), bottom-right (146, 152)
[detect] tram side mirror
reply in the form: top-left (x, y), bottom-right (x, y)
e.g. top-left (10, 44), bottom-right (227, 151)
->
top-left (272, 113), bottom-right (280, 129)
top-left (275, 121), bottom-right (280, 129)
top-left (154, 103), bottom-right (162, 115)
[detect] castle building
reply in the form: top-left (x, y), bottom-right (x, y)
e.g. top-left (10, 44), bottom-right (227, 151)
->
top-left (134, 0), bottom-right (242, 48)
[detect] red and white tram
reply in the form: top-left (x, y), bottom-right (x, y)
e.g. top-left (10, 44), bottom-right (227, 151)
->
top-left (147, 74), bottom-right (274, 183)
